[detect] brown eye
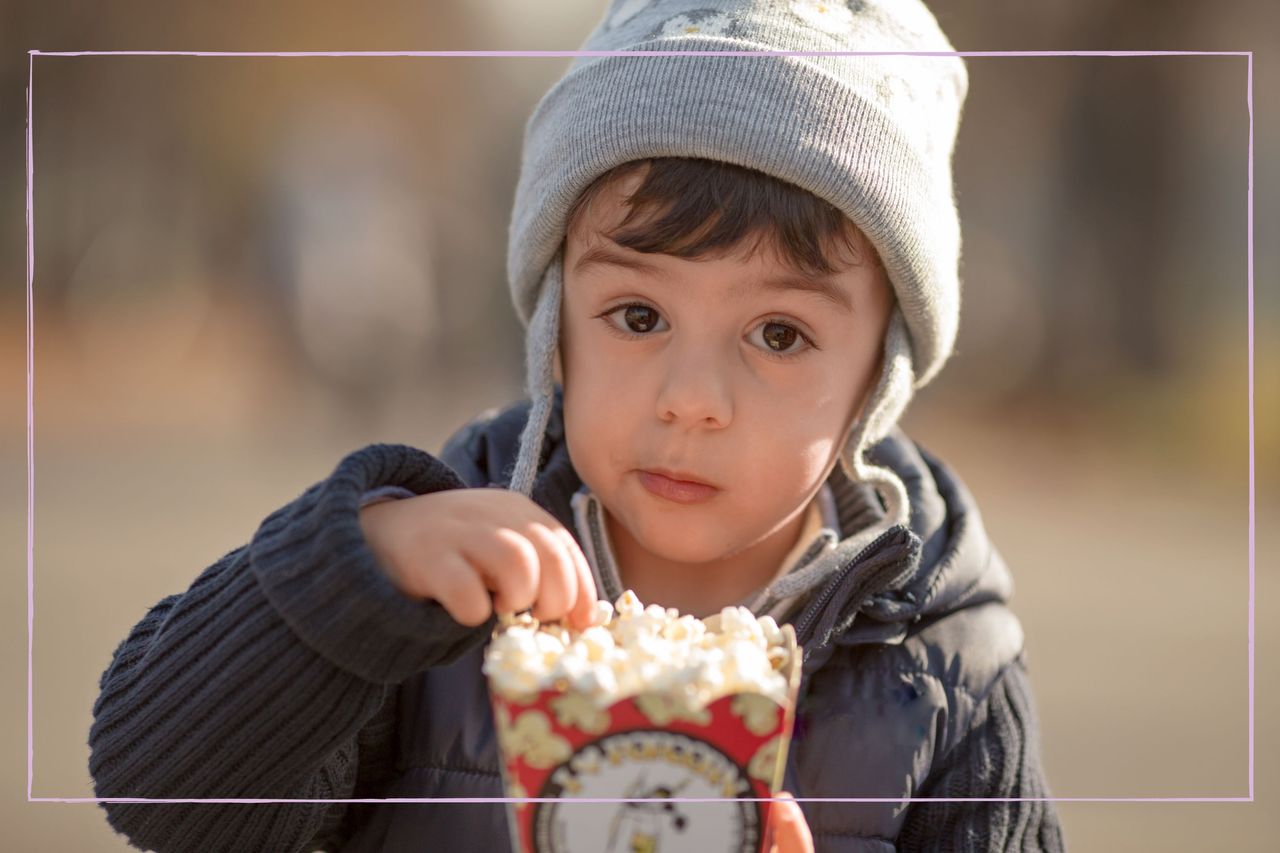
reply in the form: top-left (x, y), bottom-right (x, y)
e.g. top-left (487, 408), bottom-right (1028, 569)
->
top-left (761, 322), bottom-right (798, 352)
top-left (598, 303), bottom-right (669, 339)
top-left (623, 305), bottom-right (660, 333)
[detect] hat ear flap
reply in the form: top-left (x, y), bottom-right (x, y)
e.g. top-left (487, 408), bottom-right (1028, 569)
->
top-left (509, 249), bottom-right (565, 497)
top-left (839, 306), bottom-right (915, 528)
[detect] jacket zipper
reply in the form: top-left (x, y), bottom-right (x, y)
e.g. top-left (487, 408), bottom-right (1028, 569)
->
top-left (791, 526), bottom-right (902, 646)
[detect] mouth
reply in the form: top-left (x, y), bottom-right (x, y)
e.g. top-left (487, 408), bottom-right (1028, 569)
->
top-left (636, 468), bottom-right (721, 504)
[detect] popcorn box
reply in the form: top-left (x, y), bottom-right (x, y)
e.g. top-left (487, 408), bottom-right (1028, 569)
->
top-left (485, 599), bottom-right (802, 853)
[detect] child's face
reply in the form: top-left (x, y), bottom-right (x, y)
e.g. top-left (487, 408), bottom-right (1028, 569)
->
top-left (558, 169), bottom-right (894, 566)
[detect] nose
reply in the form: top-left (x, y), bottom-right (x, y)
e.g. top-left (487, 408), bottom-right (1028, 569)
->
top-left (654, 341), bottom-right (733, 428)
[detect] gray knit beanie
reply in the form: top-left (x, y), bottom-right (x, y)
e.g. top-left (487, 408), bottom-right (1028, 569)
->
top-left (505, 0), bottom-right (967, 543)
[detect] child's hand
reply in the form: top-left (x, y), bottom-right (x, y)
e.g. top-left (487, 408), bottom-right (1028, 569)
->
top-left (767, 792), bottom-right (815, 853)
top-left (359, 488), bottom-right (599, 631)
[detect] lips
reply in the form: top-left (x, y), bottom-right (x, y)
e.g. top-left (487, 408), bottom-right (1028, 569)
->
top-left (637, 468), bottom-right (721, 504)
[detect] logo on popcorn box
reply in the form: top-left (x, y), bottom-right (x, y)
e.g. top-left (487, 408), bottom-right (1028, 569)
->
top-left (535, 729), bottom-right (758, 852)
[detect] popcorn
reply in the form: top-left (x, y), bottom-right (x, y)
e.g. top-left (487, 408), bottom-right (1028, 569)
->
top-left (718, 604), bottom-right (766, 643)
top-left (482, 589), bottom-right (793, 710)
top-left (591, 599), bottom-right (614, 627)
top-left (731, 693), bottom-right (781, 736)
top-left (614, 588), bottom-right (644, 618)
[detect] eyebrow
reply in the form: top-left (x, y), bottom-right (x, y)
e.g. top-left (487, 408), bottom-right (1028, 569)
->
top-left (574, 245), bottom-right (670, 279)
top-left (572, 244), bottom-right (856, 314)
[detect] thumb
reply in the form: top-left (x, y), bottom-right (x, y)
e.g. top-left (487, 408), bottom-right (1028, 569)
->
top-left (767, 791), bottom-right (814, 853)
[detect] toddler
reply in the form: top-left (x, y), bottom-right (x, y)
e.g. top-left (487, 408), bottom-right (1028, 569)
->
top-left (90, 2), bottom-right (1065, 850)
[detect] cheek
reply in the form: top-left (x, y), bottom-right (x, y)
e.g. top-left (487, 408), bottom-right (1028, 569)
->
top-left (767, 373), bottom-right (860, 444)
top-left (562, 384), bottom-right (627, 481)
top-left (560, 301), bottom-right (616, 382)
top-left (759, 374), bottom-right (863, 481)
top-left (793, 429), bottom-right (843, 484)
top-left (560, 309), bottom-right (647, 435)
top-left (735, 419), bottom-right (842, 500)
top-left (562, 407), bottom-right (594, 494)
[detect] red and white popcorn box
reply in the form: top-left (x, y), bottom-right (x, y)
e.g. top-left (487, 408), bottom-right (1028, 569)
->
top-left (484, 593), bottom-right (802, 853)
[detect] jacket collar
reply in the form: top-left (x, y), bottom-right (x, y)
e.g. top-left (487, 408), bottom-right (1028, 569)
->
top-left (568, 480), bottom-right (842, 622)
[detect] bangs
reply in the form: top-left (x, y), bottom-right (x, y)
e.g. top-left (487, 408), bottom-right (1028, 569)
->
top-left (565, 157), bottom-right (880, 278)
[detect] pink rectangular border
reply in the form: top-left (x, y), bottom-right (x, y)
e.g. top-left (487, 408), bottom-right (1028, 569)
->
top-left (25, 48), bottom-right (1255, 806)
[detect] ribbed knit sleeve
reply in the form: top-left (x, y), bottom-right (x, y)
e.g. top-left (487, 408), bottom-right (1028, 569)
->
top-left (895, 659), bottom-right (1067, 852)
top-left (88, 443), bottom-right (496, 853)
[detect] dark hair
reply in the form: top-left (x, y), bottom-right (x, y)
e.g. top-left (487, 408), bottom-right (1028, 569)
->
top-left (564, 157), bottom-right (883, 278)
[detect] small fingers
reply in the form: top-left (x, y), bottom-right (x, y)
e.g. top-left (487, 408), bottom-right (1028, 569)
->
top-left (425, 552), bottom-right (493, 628)
top-left (453, 493), bottom-right (598, 629)
top-left (463, 527), bottom-right (540, 615)
top-left (552, 524), bottom-right (599, 630)
top-left (523, 522), bottom-right (577, 623)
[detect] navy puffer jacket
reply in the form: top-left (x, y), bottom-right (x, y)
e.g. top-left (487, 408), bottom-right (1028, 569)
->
top-left (89, 393), bottom-right (1065, 852)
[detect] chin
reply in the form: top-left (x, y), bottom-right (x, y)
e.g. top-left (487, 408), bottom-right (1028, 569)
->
top-left (624, 514), bottom-right (736, 564)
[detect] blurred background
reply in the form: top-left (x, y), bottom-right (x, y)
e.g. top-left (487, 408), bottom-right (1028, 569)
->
top-left (3, 0), bottom-right (1277, 850)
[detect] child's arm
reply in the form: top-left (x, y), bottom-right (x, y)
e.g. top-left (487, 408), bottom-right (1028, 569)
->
top-left (88, 443), bottom-right (492, 852)
top-left (895, 658), bottom-right (1066, 852)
